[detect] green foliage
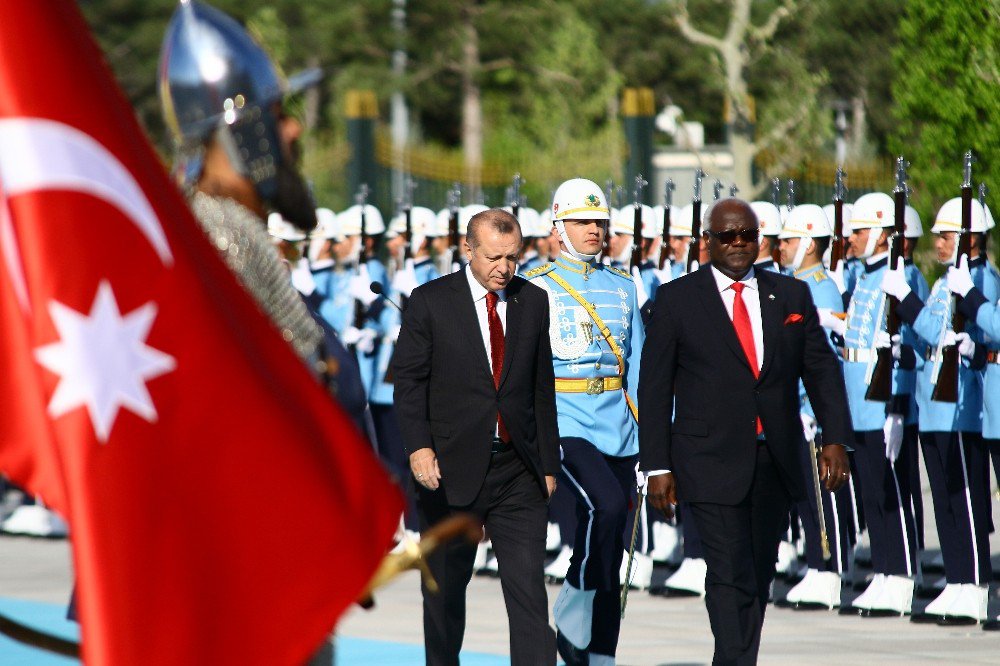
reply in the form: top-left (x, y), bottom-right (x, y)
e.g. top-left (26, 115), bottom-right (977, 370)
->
top-left (889, 0), bottom-right (1000, 228)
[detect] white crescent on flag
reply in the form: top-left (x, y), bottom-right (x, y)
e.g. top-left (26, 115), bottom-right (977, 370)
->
top-left (0, 117), bottom-right (173, 311)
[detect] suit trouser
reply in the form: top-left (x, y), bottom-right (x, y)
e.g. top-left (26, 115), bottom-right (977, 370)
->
top-left (416, 447), bottom-right (555, 666)
top-left (370, 403), bottom-right (419, 531)
top-left (557, 437), bottom-right (636, 657)
top-left (548, 481), bottom-right (578, 549)
top-left (920, 431), bottom-right (992, 584)
top-left (851, 429), bottom-right (919, 576)
top-left (687, 444), bottom-right (791, 666)
top-left (795, 432), bottom-right (854, 573)
top-left (680, 503), bottom-right (705, 559)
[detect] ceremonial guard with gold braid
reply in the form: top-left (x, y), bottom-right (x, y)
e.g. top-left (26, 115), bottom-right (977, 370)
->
top-left (523, 178), bottom-right (643, 666)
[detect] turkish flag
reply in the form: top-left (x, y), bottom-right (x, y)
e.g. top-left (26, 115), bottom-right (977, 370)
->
top-left (0, 4), bottom-right (402, 665)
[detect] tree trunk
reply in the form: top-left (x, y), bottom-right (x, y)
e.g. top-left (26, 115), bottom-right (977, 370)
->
top-left (461, 8), bottom-right (482, 203)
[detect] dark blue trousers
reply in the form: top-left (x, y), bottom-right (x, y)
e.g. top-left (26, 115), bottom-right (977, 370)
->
top-left (559, 437), bottom-right (636, 657)
top-left (795, 434), bottom-right (855, 572)
top-left (920, 431), bottom-right (992, 584)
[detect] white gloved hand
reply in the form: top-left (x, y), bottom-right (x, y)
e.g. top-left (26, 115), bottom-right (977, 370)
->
top-left (653, 266), bottom-right (673, 285)
top-left (946, 255), bottom-right (975, 297)
top-left (880, 257), bottom-right (911, 300)
top-left (631, 266), bottom-right (650, 306)
top-left (688, 260), bottom-right (700, 273)
top-left (388, 323), bottom-right (402, 344)
top-left (875, 330), bottom-right (892, 349)
top-left (451, 260), bottom-right (462, 274)
top-left (354, 327), bottom-right (378, 354)
top-left (635, 463), bottom-right (647, 494)
top-left (290, 260), bottom-right (316, 296)
top-left (946, 331), bottom-right (976, 359)
top-left (341, 326), bottom-right (364, 346)
top-left (817, 308), bottom-right (847, 336)
top-left (891, 333), bottom-right (903, 360)
top-left (883, 413), bottom-right (904, 463)
top-left (829, 261), bottom-right (847, 295)
top-left (800, 412), bottom-right (818, 442)
top-left (391, 258), bottom-right (420, 298)
top-left (349, 264), bottom-right (378, 306)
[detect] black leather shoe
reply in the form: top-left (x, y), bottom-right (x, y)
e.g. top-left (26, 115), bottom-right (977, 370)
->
top-left (982, 619), bottom-right (1000, 631)
top-left (937, 615), bottom-right (980, 627)
top-left (838, 605), bottom-right (867, 616)
top-left (556, 630), bottom-right (588, 666)
top-left (910, 612), bottom-right (945, 624)
top-left (790, 601), bottom-right (835, 611)
top-left (865, 608), bottom-right (906, 618)
top-left (649, 585), bottom-right (700, 598)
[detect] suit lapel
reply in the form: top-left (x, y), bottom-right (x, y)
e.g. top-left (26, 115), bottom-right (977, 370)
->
top-left (498, 278), bottom-right (522, 389)
top-left (696, 266), bottom-right (752, 374)
top-left (450, 272), bottom-right (493, 380)
top-left (757, 271), bottom-right (782, 380)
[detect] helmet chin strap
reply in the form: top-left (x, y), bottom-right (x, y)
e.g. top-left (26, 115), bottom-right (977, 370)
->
top-left (555, 220), bottom-right (598, 262)
top-left (858, 227), bottom-right (883, 260)
top-left (943, 237), bottom-right (960, 266)
top-left (789, 237), bottom-right (811, 271)
top-left (613, 235), bottom-right (633, 264)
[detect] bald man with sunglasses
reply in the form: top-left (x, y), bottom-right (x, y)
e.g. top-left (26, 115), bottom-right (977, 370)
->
top-left (638, 198), bottom-right (852, 665)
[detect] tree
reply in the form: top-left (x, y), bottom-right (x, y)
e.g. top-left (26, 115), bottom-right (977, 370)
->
top-left (888, 0), bottom-right (1000, 225)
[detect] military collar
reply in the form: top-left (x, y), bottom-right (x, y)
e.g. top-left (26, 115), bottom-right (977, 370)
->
top-left (311, 258), bottom-right (334, 272)
top-left (639, 260), bottom-right (655, 270)
top-left (864, 252), bottom-right (889, 273)
top-left (414, 256), bottom-right (432, 268)
top-left (904, 257), bottom-right (914, 266)
top-left (754, 259), bottom-right (776, 272)
top-left (555, 252), bottom-right (598, 276)
top-left (793, 262), bottom-right (823, 279)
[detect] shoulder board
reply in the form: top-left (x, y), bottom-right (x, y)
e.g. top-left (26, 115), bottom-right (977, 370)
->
top-left (523, 263), bottom-right (555, 279)
top-left (607, 265), bottom-right (632, 280)
top-left (813, 271), bottom-right (827, 283)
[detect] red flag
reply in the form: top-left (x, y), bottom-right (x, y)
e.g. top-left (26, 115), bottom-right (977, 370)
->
top-left (0, 4), bottom-right (402, 664)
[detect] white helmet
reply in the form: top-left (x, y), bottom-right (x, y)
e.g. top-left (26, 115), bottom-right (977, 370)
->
top-left (931, 197), bottom-right (987, 234)
top-left (986, 204), bottom-right (996, 231)
top-left (749, 201), bottom-right (782, 238)
top-left (612, 204), bottom-right (657, 239)
top-left (459, 204), bottom-right (489, 235)
top-left (313, 207), bottom-right (340, 241)
top-left (433, 207), bottom-right (453, 237)
top-left (551, 178), bottom-right (610, 261)
top-left (338, 203), bottom-right (386, 236)
top-left (268, 211), bottom-right (307, 242)
top-left (821, 203), bottom-right (854, 237)
top-left (518, 207), bottom-right (544, 238)
top-left (778, 204), bottom-right (832, 239)
top-left (670, 203), bottom-right (700, 236)
top-left (538, 207), bottom-right (553, 232)
top-left (388, 206), bottom-right (439, 249)
top-left (849, 193), bottom-right (895, 230)
top-left (904, 205), bottom-right (923, 238)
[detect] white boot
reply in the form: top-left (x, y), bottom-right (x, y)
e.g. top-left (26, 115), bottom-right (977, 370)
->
top-left (844, 573), bottom-right (885, 613)
top-left (473, 541), bottom-right (490, 571)
top-left (545, 545), bottom-right (573, 583)
top-left (0, 505), bottom-right (68, 538)
top-left (868, 575), bottom-right (914, 616)
top-left (941, 584), bottom-right (989, 624)
top-left (663, 557), bottom-right (707, 596)
top-left (481, 554), bottom-right (500, 577)
top-left (650, 522), bottom-right (682, 565)
top-left (620, 550), bottom-right (653, 590)
top-left (912, 583), bottom-right (962, 622)
top-left (775, 540), bottom-right (799, 577)
top-left (784, 569), bottom-right (841, 609)
top-left (546, 522), bottom-right (562, 553)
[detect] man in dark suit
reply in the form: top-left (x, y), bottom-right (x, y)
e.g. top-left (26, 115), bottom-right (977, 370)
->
top-left (639, 198), bottom-right (852, 665)
top-left (392, 208), bottom-right (559, 666)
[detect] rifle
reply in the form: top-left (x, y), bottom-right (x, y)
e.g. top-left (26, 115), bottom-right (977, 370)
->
top-left (686, 168), bottom-right (705, 273)
top-left (658, 178), bottom-right (675, 270)
top-left (353, 183), bottom-right (371, 331)
top-left (447, 182), bottom-right (461, 269)
top-left (830, 167), bottom-right (846, 271)
top-left (631, 174), bottom-right (648, 270)
top-left (771, 177), bottom-right (781, 209)
top-left (510, 173), bottom-right (522, 221)
top-left (777, 179), bottom-right (794, 264)
top-left (713, 179), bottom-right (723, 201)
top-left (867, 157), bottom-right (908, 402)
top-left (932, 151), bottom-right (975, 403)
top-left (729, 183), bottom-right (739, 198)
top-left (403, 177), bottom-right (416, 261)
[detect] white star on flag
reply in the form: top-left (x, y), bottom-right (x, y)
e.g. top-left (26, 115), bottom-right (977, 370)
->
top-left (34, 280), bottom-right (176, 443)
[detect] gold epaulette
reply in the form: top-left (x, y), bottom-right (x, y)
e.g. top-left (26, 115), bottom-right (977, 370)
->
top-left (607, 265), bottom-right (632, 280)
top-left (813, 271), bottom-right (827, 283)
top-left (523, 263), bottom-right (555, 279)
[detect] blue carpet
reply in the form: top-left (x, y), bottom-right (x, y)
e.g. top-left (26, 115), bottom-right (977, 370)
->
top-left (0, 598), bottom-right (509, 665)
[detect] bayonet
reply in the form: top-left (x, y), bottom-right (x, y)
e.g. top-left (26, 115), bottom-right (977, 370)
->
top-left (686, 168), bottom-right (705, 273)
top-left (658, 179), bottom-right (675, 270)
top-left (771, 177), bottom-right (781, 208)
top-left (830, 166), bottom-right (846, 271)
top-left (631, 174), bottom-right (648, 270)
top-left (713, 179), bottom-right (722, 201)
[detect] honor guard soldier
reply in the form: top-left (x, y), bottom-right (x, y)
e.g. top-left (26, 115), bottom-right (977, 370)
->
top-left (882, 197), bottom-right (998, 625)
top-left (608, 203), bottom-right (659, 307)
top-left (749, 201), bottom-right (784, 273)
top-left (775, 204), bottom-right (856, 609)
top-left (523, 178), bottom-right (643, 665)
top-left (837, 193), bottom-right (924, 618)
top-left (516, 208), bottom-right (549, 274)
top-left (671, 203), bottom-right (700, 275)
top-left (824, 203), bottom-right (861, 299)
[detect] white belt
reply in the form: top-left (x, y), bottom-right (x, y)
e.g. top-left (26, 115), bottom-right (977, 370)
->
top-left (841, 348), bottom-right (878, 363)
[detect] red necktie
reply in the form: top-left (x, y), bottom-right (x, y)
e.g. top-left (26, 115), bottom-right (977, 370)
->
top-left (730, 282), bottom-right (763, 435)
top-left (486, 292), bottom-right (510, 442)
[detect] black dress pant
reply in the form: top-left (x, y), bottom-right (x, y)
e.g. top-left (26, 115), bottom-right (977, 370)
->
top-left (416, 446), bottom-right (555, 666)
top-left (688, 444), bottom-right (791, 666)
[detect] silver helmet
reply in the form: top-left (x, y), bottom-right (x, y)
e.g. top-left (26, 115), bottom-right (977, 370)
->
top-left (158, 0), bottom-right (320, 202)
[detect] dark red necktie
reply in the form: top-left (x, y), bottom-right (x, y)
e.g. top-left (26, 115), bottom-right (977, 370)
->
top-left (486, 292), bottom-right (510, 442)
top-left (730, 282), bottom-right (763, 435)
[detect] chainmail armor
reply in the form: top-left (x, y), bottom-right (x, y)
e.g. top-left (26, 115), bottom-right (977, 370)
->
top-left (189, 191), bottom-right (322, 360)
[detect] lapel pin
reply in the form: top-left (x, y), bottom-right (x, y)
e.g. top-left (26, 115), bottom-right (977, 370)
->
top-left (768, 294), bottom-right (775, 300)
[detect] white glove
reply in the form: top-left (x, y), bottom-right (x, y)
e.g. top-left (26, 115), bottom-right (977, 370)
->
top-left (450, 260), bottom-right (462, 274)
top-left (635, 464), bottom-right (647, 494)
top-left (387, 323), bottom-right (402, 344)
top-left (290, 260), bottom-right (316, 296)
top-left (348, 264), bottom-right (378, 306)
top-left (688, 260), bottom-right (700, 273)
top-left (829, 261), bottom-right (847, 295)
top-left (883, 413), bottom-right (904, 463)
top-left (391, 258), bottom-right (420, 298)
top-left (880, 257), bottom-right (911, 300)
top-left (875, 330), bottom-right (892, 349)
top-left (800, 412), bottom-right (818, 442)
top-left (817, 308), bottom-right (847, 336)
top-left (653, 266), bottom-right (673, 285)
top-left (945, 330), bottom-right (976, 359)
top-left (890, 333), bottom-right (902, 361)
top-left (342, 326), bottom-right (377, 353)
top-left (630, 266), bottom-right (650, 306)
top-left (946, 255), bottom-right (974, 297)
top-left (341, 326), bottom-right (364, 346)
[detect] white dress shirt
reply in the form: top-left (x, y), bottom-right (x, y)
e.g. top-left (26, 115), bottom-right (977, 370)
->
top-left (465, 264), bottom-right (507, 369)
top-left (711, 265), bottom-right (764, 372)
top-left (648, 266), bottom-right (764, 479)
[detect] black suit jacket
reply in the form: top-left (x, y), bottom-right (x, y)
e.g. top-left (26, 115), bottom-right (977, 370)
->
top-left (638, 265), bottom-right (852, 505)
top-left (392, 271), bottom-right (560, 506)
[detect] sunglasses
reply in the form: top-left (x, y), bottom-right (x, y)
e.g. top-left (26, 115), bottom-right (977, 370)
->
top-left (709, 228), bottom-right (760, 245)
